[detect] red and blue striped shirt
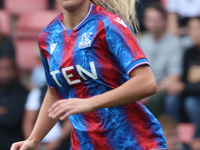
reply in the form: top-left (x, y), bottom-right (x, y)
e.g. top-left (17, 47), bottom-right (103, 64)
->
top-left (38, 3), bottom-right (167, 150)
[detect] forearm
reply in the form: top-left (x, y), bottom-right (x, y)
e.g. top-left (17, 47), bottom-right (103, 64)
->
top-left (22, 110), bottom-right (38, 139)
top-left (27, 88), bottom-right (59, 145)
top-left (92, 66), bottom-right (157, 109)
top-left (23, 119), bottom-right (34, 139)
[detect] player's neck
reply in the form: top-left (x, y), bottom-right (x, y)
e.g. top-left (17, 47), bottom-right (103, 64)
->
top-left (61, 1), bottom-right (91, 30)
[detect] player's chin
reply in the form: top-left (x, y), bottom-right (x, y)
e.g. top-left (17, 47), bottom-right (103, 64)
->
top-left (57, 0), bottom-right (83, 11)
top-left (57, 0), bottom-right (74, 8)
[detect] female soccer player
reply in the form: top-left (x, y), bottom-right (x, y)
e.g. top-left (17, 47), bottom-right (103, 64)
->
top-left (11, 0), bottom-right (167, 150)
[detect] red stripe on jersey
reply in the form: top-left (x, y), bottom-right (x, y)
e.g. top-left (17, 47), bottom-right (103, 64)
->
top-left (60, 31), bottom-right (83, 84)
top-left (83, 110), bottom-right (113, 150)
top-left (60, 31), bottom-right (77, 67)
top-left (71, 127), bottom-right (81, 150)
top-left (94, 21), bottom-right (122, 88)
top-left (56, 89), bottom-right (63, 100)
top-left (125, 102), bottom-right (159, 149)
top-left (38, 31), bottom-right (50, 61)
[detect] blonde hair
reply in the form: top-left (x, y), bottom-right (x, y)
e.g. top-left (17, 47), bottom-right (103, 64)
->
top-left (91, 0), bottom-right (140, 35)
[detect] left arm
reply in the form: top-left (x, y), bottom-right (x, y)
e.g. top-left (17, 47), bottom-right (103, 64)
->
top-left (91, 65), bottom-right (157, 109)
top-left (48, 65), bottom-right (157, 120)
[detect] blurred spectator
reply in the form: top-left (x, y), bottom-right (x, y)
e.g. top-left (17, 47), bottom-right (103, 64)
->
top-left (29, 48), bottom-right (46, 89)
top-left (0, 21), bottom-right (15, 58)
top-left (140, 2), bottom-right (182, 118)
top-left (166, 0), bottom-right (200, 36)
top-left (137, 0), bottom-right (165, 32)
top-left (158, 115), bottom-right (182, 150)
top-left (164, 17), bottom-right (200, 146)
top-left (23, 85), bottom-right (71, 150)
top-left (0, 56), bottom-right (28, 149)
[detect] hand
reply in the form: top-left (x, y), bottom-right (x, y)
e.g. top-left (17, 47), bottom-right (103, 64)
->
top-left (10, 140), bottom-right (38, 150)
top-left (48, 98), bottom-right (95, 120)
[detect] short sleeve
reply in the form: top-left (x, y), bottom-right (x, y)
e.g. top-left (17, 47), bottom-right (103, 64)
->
top-left (105, 19), bottom-right (149, 75)
top-left (38, 35), bottom-right (56, 89)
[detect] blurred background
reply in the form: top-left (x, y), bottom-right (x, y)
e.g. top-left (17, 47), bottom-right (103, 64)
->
top-left (0, 0), bottom-right (199, 150)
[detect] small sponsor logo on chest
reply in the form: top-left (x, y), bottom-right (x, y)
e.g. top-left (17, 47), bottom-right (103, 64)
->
top-left (50, 43), bottom-right (57, 54)
top-left (50, 62), bottom-right (98, 87)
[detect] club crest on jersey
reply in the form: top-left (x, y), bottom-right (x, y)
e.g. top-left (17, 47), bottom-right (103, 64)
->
top-left (78, 32), bottom-right (93, 48)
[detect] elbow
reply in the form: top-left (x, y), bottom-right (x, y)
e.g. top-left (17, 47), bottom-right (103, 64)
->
top-left (146, 78), bottom-right (158, 96)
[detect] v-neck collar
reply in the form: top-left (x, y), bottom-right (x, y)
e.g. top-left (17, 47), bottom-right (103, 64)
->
top-left (58, 3), bottom-right (93, 31)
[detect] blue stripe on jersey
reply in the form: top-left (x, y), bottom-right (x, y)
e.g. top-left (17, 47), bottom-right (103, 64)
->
top-left (68, 29), bottom-right (72, 36)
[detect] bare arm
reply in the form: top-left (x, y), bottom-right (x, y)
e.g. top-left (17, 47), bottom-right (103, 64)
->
top-left (49, 65), bottom-right (157, 120)
top-left (22, 110), bottom-right (38, 139)
top-left (91, 65), bottom-right (157, 109)
top-left (27, 87), bottom-right (59, 144)
top-left (11, 87), bottom-right (59, 150)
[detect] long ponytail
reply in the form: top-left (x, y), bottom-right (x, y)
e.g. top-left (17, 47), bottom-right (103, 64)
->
top-left (91, 0), bottom-right (140, 35)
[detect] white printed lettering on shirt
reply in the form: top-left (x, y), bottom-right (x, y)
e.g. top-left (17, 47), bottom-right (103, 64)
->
top-left (76, 62), bottom-right (98, 80)
top-left (50, 62), bottom-right (98, 86)
top-left (62, 66), bottom-right (81, 85)
top-left (50, 70), bottom-right (62, 87)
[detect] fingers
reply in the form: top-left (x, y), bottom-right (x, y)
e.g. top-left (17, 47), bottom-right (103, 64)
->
top-left (48, 98), bottom-right (81, 120)
top-left (60, 110), bottom-right (75, 120)
top-left (11, 142), bottom-right (23, 150)
top-left (49, 107), bottom-right (67, 119)
top-left (20, 144), bottom-right (31, 150)
top-left (48, 100), bottom-right (71, 119)
top-left (48, 100), bottom-right (63, 113)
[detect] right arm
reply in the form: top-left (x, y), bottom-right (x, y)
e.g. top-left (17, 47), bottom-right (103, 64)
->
top-left (23, 110), bottom-right (37, 139)
top-left (11, 87), bottom-right (59, 150)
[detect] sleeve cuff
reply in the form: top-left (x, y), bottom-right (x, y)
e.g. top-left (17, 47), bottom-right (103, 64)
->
top-left (126, 58), bottom-right (150, 75)
top-left (47, 84), bottom-right (56, 89)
